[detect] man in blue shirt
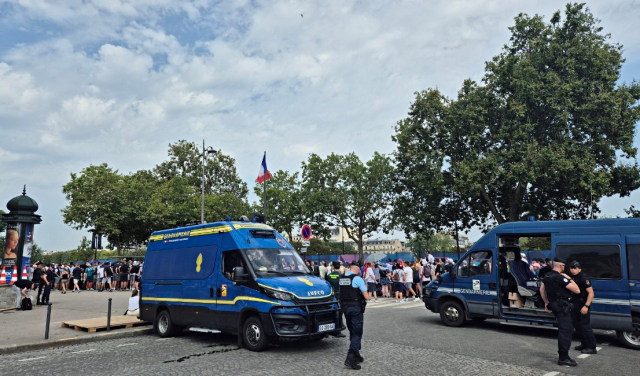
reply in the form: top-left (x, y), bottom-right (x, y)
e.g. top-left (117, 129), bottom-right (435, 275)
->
top-left (339, 263), bottom-right (370, 370)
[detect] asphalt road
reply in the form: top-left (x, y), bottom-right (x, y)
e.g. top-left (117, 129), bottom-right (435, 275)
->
top-left (1, 298), bottom-right (636, 376)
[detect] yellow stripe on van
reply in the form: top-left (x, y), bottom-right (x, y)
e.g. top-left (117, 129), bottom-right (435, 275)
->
top-left (190, 225), bottom-right (233, 236)
top-left (232, 223), bottom-right (273, 230)
top-left (149, 235), bottom-right (163, 242)
top-left (142, 296), bottom-right (278, 305)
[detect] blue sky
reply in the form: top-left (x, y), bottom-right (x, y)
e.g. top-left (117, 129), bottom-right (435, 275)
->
top-left (0, 1), bottom-right (639, 251)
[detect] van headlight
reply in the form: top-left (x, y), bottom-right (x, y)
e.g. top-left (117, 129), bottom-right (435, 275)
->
top-left (263, 288), bottom-right (294, 301)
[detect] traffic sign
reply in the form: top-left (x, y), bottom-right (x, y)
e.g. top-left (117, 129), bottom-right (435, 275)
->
top-left (300, 247), bottom-right (307, 253)
top-left (302, 240), bottom-right (310, 247)
top-left (301, 224), bottom-right (312, 240)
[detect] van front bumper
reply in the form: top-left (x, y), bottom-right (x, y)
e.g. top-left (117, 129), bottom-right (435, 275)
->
top-left (264, 301), bottom-right (344, 338)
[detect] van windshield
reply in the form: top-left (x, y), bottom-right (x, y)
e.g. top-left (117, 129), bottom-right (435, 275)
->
top-left (244, 248), bottom-right (309, 276)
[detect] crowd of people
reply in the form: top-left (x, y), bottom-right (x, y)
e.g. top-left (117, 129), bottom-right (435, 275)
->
top-left (11, 258), bottom-right (143, 310)
top-left (307, 251), bottom-right (454, 303)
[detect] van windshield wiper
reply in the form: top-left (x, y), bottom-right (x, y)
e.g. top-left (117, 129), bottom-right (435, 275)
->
top-left (286, 270), bottom-right (308, 274)
top-left (266, 270), bottom-right (286, 276)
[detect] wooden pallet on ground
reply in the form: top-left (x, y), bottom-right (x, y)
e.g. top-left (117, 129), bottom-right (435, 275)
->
top-left (61, 316), bottom-right (149, 333)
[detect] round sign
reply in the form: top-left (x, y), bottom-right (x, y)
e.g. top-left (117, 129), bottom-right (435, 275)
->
top-left (301, 224), bottom-right (312, 240)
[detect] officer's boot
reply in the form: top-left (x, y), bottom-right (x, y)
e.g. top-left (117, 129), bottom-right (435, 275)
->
top-left (355, 351), bottom-right (364, 364)
top-left (344, 350), bottom-right (361, 370)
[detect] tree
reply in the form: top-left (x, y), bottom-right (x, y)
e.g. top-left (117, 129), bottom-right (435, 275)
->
top-left (154, 140), bottom-right (249, 199)
top-left (393, 3), bottom-right (640, 232)
top-left (61, 163), bottom-right (125, 244)
top-left (301, 152), bottom-right (395, 261)
top-left (408, 233), bottom-right (452, 259)
top-left (253, 170), bottom-right (303, 240)
top-left (0, 209), bottom-right (6, 233)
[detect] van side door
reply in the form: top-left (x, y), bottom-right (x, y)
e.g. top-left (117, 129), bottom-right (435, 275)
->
top-left (553, 234), bottom-right (631, 331)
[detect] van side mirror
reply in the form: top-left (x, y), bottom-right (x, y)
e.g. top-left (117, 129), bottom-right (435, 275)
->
top-left (233, 266), bottom-right (249, 283)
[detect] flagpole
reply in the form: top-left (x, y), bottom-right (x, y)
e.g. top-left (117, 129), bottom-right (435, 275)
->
top-left (263, 151), bottom-right (267, 224)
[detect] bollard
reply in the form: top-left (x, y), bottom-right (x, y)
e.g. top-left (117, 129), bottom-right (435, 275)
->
top-left (107, 298), bottom-right (112, 331)
top-left (45, 303), bottom-right (52, 339)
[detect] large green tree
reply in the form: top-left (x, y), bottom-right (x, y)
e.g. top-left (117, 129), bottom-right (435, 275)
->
top-left (301, 152), bottom-right (394, 261)
top-left (253, 170), bottom-right (303, 240)
top-left (393, 3), bottom-right (640, 232)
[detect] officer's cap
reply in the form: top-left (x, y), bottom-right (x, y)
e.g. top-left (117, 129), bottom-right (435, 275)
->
top-left (569, 260), bottom-right (581, 269)
top-left (553, 256), bottom-right (567, 264)
top-left (332, 261), bottom-right (341, 268)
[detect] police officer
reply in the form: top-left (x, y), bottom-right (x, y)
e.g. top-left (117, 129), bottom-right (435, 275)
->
top-left (540, 257), bottom-right (581, 367)
top-left (326, 261), bottom-right (346, 338)
top-left (339, 262), bottom-right (370, 370)
top-left (569, 260), bottom-right (597, 354)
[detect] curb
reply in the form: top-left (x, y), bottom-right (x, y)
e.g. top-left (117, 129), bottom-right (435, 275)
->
top-left (0, 326), bottom-right (154, 355)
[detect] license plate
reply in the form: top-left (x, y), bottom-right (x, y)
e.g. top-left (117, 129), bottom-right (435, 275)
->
top-left (318, 323), bottom-right (335, 332)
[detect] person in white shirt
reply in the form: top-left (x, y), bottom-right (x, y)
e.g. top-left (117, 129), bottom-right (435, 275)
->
top-left (363, 263), bottom-right (378, 302)
top-left (403, 263), bottom-right (418, 301)
top-left (125, 289), bottom-right (140, 316)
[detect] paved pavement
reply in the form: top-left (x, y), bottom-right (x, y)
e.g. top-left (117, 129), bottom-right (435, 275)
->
top-left (0, 288), bottom-right (152, 354)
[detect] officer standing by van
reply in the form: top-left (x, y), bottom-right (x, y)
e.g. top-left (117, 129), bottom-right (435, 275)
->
top-left (569, 260), bottom-right (597, 354)
top-left (540, 257), bottom-right (581, 367)
top-left (326, 261), bottom-right (346, 338)
top-left (339, 262), bottom-right (370, 370)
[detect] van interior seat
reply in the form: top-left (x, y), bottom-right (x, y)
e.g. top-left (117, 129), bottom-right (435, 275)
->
top-left (508, 260), bottom-right (539, 297)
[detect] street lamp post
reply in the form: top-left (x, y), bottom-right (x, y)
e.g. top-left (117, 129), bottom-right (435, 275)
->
top-left (201, 139), bottom-right (218, 225)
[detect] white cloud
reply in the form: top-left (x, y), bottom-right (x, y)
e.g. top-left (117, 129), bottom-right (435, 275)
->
top-left (0, 0), bottom-right (638, 250)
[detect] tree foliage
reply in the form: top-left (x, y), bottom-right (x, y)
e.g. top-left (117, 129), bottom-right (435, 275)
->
top-left (62, 140), bottom-right (250, 250)
top-left (253, 170), bottom-right (303, 240)
top-left (393, 3), bottom-right (640, 233)
top-left (301, 152), bottom-right (394, 261)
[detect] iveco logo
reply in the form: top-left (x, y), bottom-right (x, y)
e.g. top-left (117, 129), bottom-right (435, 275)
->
top-left (307, 290), bottom-right (325, 296)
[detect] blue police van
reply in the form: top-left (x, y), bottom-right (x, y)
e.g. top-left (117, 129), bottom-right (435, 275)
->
top-left (423, 218), bottom-right (640, 350)
top-left (139, 220), bottom-right (343, 351)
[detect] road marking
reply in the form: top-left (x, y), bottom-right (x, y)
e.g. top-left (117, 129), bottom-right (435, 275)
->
top-left (117, 343), bottom-right (137, 347)
top-left (18, 356), bottom-right (47, 362)
top-left (156, 337), bottom-right (173, 341)
top-left (70, 349), bottom-right (96, 354)
top-left (597, 346), bottom-right (604, 349)
top-left (542, 372), bottom-right (560, 376)
top-left (601, 342), bottom-right (610, 346)
top-left (577, 354), bottom-right (590, 359)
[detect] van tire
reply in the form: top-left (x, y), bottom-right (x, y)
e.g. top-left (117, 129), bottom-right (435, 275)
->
top-left (440, 301), bottom-right (466, 327)
top-left (243, 316), bottom-right (269, 352)
top-left (616, 316), bottom-right (640, 350)
top-left (156, 310), bottom-right (176, 338)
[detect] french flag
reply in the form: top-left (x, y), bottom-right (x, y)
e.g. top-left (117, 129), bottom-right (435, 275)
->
top-left (257, 153), bottom-right (272, 184)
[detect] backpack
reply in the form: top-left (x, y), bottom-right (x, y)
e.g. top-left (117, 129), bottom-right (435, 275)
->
top-left (392, 271), bottom-right (400, 281)
top-left (21, 297), bottom-right (33, 310)
top-left (423, 264), bottom-right (431, 278)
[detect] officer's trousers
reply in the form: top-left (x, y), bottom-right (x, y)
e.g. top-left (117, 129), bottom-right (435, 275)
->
top-left (343, 305), bottom-right (363, 354)
top-left (550, 301), bottom-right (573, 359)
top-left (571, 306), bottom-right (597, 349)
top-left (42, 284), bottom-right (51, 304)
top-left (36, 282), bottom-right (44, 303)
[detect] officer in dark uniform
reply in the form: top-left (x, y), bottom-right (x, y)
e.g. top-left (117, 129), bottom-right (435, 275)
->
top-left (339, 262), bottom-right (370, 370)
top-left (540, 257), bottom-right (581, 367)
top-left (569, 260), bottom-right (597, 354)
top-left (326, 261), bottom-right (346, 338)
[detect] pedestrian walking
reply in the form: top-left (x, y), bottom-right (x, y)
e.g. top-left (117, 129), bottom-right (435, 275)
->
top-left (569, 261), bottom-right (597, 354)
top-left (540, 257), bottom-right (581, 367)
top-left (339, 263), bottom-right (370, 370)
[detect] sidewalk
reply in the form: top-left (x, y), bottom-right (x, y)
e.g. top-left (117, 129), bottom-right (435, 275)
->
top-left (0, 289), bottom-right (153, 355)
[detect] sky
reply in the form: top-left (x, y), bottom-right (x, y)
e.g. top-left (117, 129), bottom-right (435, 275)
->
top-left (1, 0), bottom-right (639, 252)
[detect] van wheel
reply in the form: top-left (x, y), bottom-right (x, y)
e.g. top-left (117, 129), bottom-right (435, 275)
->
top-left (156, 310), bottom-right (176, 338)
top-left (243, 316), bottom-right (269, 352)
top-left (440, 301), bottom-right (466, 327)
top-left (616, 317), bottom-right (640, 350)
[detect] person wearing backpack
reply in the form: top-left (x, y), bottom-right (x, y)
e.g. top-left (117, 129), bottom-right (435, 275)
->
top-left (422, 262), bottom-right (432, 291)
top-left (392, 264), bottom-right (405, 303)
